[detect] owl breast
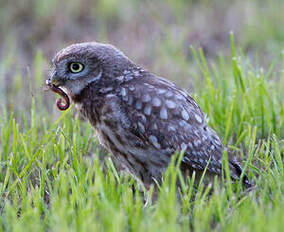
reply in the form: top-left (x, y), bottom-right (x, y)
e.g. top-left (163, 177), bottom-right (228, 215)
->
top-left (84, 93), bottom-right (166, 186)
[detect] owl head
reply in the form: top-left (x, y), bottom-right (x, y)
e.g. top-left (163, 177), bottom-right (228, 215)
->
top-left (48, 42), bottom-right (134, 97)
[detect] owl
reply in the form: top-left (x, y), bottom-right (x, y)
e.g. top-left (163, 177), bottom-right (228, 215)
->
top-left (47, 42), bottom-right (250, 188)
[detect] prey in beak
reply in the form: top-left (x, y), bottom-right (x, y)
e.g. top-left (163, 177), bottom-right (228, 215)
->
top-left (46, 78), bottom-right (70, 111)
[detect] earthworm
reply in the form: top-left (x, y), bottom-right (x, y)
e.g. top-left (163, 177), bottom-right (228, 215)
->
top-left (46, 79), bottom-right (70, 111)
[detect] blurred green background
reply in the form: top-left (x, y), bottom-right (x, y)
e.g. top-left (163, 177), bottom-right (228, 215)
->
top-left (0, 0), bottom-right (283, 79)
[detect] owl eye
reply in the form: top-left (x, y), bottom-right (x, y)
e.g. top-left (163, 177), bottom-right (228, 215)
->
top-left (69, 62), bottom-right (84, 73)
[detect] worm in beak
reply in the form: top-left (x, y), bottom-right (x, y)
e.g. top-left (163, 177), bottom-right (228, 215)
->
top-left (46, 79), bottom-right (70, 111)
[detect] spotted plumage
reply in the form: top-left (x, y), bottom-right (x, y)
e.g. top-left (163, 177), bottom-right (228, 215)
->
top-left (47, 42), bottom-right (250, 188)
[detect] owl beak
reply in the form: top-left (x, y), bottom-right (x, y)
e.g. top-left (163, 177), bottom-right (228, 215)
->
top-left (49, 71), bottom-right (64, 87)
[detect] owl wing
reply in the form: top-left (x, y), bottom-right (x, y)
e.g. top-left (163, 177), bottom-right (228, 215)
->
top-left (120, 74), bottom-right (243, 181)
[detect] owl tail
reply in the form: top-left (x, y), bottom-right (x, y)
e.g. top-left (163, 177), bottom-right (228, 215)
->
top-left (229, 160), bottom-right (252, 189)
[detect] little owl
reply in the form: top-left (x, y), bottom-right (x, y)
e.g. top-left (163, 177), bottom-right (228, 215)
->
top-left (46, 42), bottom-right (250, 188)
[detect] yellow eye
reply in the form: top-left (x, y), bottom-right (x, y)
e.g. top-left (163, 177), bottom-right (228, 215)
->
top-left (69, 62), bottom-right (84, 73)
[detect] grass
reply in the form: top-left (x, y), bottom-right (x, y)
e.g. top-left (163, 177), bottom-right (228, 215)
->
top-left (0, 0), bottom-right (283, 230)
top-left (0, 32), bottom-right (283, 231)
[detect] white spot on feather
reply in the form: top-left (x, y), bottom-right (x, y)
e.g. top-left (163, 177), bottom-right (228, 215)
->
top-left (195, 114), bottom-right (203, 123)
top-left (165, 92), bottom-right (173, 98)
top-left (165, 100), bottom-right (176, 109)
top-left (121, 88), bottom-right (127, 96)
top-left (144, 105), bottom-right (152, 115)
top-left (181, 110), bottom-right (189, 121)
top-left (158, 89), bottom-right (167, 94)
top-left (138, 122), bottom-right (145, 133)
top-left (136, 101), bottom-right (142, 110)
top-left (160, 107), bottom-right (168, 119)
top-left (149, 135), bottom-right (161, 149)
top-left (181, 143), bottom-right (187, 151)
top-left (152, 97), bottom-right (162, 107)
top-left (128, 85), bottom-right (135, 91)
top-left (142, 94), bottom-right (151, 102)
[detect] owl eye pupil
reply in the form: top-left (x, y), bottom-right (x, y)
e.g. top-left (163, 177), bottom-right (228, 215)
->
top-left (69, 62), bottom-right (84, 73)
top-left (72, 63), bottom-right (79, 70)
